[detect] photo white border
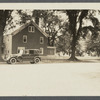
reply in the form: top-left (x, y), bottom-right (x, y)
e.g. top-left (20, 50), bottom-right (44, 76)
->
top-left (0, 3), bottom-right (100, 9)
top-left (0, 3), bottom-right (100, 96)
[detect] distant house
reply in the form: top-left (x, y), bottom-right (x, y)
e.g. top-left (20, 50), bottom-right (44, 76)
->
top-left (3, 21), bottom-right (56, 56)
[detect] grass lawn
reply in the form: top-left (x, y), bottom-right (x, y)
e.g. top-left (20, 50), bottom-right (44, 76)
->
top-left (40, 55), bottom-right (100, 63)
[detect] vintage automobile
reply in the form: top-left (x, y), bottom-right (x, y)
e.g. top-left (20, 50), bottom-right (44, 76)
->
top-left (4, 49), bottom-right (41, 64)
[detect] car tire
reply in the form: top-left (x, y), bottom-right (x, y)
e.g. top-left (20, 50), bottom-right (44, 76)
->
top-left (7, 60), bottom-right (11, 64)
top-left (17, 56), bottom-right (23, 62)
top-left (9, 57), bottom-right (17, 64)
top-left (33, 57), bottom-right (40, 64)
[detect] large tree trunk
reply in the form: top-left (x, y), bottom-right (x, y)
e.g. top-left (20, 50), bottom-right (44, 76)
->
top-left (48, 37), bottom-right (51, 46)
top-left (67, 10), bottom-right (88, 61)
top-left (51, 36), bottom-right (55, 46)
top-left (0, 31), bottom-right (4, 62)
top-left (0, 16), bottom-right (5, 62)
top-left (0, 10), bottom-right (9, 62)
top-left (67, 13), bottom-right (78, 61)
top-left (68, 36), bottom-right (78, 61)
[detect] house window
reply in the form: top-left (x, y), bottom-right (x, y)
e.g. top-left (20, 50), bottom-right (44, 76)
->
top-left (40, 48), bottom-right (43, 54)
top-left (28, 26), bottom-right (35, 32)
top-left (23, 35), bottom-right (27, 43)
top-left (40, 37), bottom-right (44, 44)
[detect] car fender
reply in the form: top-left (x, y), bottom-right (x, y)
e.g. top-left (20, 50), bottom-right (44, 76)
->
top-left (34, 56), bottom-right (41, 61)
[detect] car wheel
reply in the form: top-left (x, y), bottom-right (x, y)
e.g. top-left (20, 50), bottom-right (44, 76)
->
top-left (34, 57), bottom-right (40, 64)
top-left (9, 57), bottom-right (17, 64)
top-left (17, 56), bottom-right (23, 62)
top-left (7, 60), bottom-right (11, 64)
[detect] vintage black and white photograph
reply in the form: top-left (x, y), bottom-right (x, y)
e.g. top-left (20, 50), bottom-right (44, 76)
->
top-left (0, 3), bottom-right (100, 96)
top-left (2, 9), bottom-right (100, 64)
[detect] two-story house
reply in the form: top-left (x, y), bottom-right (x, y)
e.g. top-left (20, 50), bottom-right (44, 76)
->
top-left (3, 21), bottom-right (56, 56)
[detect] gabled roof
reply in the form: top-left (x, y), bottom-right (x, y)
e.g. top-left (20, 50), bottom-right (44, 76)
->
top-left (11, 21), bottom-right (49, 37)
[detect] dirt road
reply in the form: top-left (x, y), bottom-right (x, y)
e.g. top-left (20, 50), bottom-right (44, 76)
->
top-left (0, 63), bottom-right (100, 96)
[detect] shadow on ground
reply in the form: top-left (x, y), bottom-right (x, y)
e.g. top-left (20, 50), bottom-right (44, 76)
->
top-left (0, 56), bottom-right (100, 64)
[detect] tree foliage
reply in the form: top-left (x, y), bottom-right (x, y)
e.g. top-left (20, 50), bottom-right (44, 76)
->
top-left (42, 10), bottom-right (64, 46)
top-left (86, 33), bottom-right (100, 56)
